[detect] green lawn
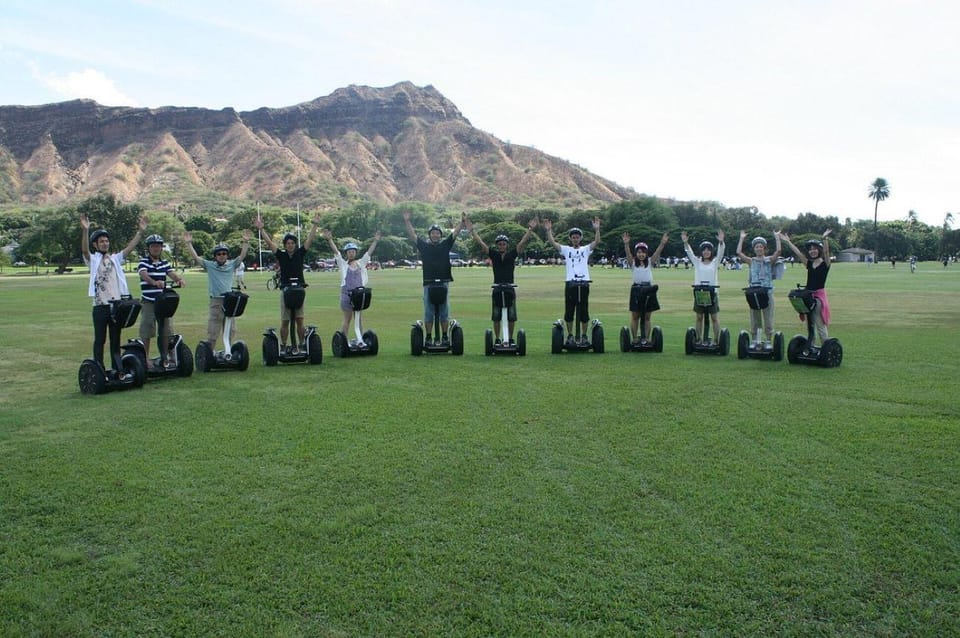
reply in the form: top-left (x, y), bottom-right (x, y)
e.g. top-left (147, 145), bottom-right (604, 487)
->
top-left (1, 262), bottom-right (958, 636)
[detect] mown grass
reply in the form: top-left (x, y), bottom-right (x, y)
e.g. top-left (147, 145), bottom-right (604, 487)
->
top-left (1, 261), bottom-right (958, 636)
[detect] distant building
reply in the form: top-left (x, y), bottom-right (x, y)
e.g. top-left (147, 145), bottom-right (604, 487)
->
top-left (837, 247), bottom-right (875, 263)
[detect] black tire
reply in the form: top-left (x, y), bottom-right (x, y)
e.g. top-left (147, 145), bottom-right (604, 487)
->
top-left (619, 326), bottom-right (630, 353)
top-left (652, 326), bottom-right (663, 353)
top-left (737, 331), bottom-right (750, 359)
top-left (685, 327), bottom-right (696, 355)
top-left (787, 335), bottom-right (807, 364)
top-left (308, 333), bottom-right (323, 364)
top-left (120, 353), bottom-right (146, 388)
top-left (362, 330), bottom-right (379, 356)
top-left (592, 324), bottom-right (604, 353)
top-left (773, 332), bottom-right (784, 362)
top-left (517, 330), bottom-right (526, 356)
top-left (718, 329), bottom-right (730, 356)
top-left (551, 324), bottom-right (564, 354)
top-left (175, 341), bottom-right (193, 377)
top-left (410, 325), bottom-right (424, 356)
top-left (232, 341), bottom-right (250, 371)
top-left (78, 359), bottom-right (106, 395)
top-left (819, 338), bottom-right (843, 368)
top-left (263, 335), bottom-right (279, 366)
top-left (332, 331), bottom-right (348, 358)
top-left (195, 341), bottom-right (212, 373)
top-left (451, 325), bottom-right (464, 356)
top-left (485, 329), bottom-right (494, 356)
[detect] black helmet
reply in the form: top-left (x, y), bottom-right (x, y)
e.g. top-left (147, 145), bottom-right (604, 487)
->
top-left (805, 239), bottom-right (823, 251)
top-left (495, 234), bottom-right (509, 243)
top-left (145, 234), bottom-right (164, 246)
top-left (699, 240), bottom-right (715, 252)
top-left (428, 224), bottom-right (443, 234)
top-left (568, 227), bottom-right (583, 237)
top-left (213, 243), bottom-right (229, 255)
top-left (89, 229), bottom-right (109, 245)
top-left (282, 233), bottom-right (298, 244)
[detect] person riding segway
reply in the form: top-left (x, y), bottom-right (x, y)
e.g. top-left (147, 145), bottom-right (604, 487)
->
top-left (323, 229), bottom-right (381, 357)
top-left (781, 230), bottom-right (842, 367)
top-left (619, 232), bottom-right (669, 353)
top-left (682, 230), bottom-right (729, 356)
top-left (544, 218), bottom-right (605, 353)
top-left (735, 231), bottom-right (784, 361)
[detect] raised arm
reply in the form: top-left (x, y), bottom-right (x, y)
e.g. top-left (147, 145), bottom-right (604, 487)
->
top-left (769, 230), bottom-right (782, 262)
top-left (402, 210), bottom-right (418, 244)
top-left (821, 229), bottom-right (832, 264)
top-left (715, 229), bottom-right (726, 263)
top-left (237, 229), bottom-right (252, 263)
top-left (650, 233), bottom-right (669, 263)
top-left (302, 215), bottom-right (321, 251)
top-left (681, 230), bottom-right (696, 261)
top-left (779, 232), bottom-right (806, 264)
top-left (80, 214), bottom-right (91, 261)
top-left (587, 217), bottom-right (602, 250)
top-left (466, 217), bottom-right (488, 254)
top-left (182, 231), bottom-right (204, 267)
top-left (542, 218), bottom-right (563, 251)
top-left (321, 228), bottom-right (338, 254)
top-left (516, 218), bottom-right (538, 253)
top-left (121, 215), bottom-right (148, 258)
top-left (255, 217), bottom-right (277, 252)
top-left (736, 230), bottom-right (750, 262)
top-left (365, 231), bottom-right (381, 258)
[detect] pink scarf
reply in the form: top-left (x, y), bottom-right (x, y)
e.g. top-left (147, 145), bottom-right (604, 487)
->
top-left (800, 288), bottom-right (831, 325)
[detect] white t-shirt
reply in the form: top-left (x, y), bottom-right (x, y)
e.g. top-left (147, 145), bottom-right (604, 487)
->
top-left (561, 244), bottom-right (593, 282)
top-left (684, 242), bottom-right (725, 287)
top-left (85, 251), bottom-right (129, 305)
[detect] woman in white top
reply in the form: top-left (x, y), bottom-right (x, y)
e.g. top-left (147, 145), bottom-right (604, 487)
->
top-left (682, 229), bottom-right (725, 343)
top-left (622, 232), bottom-right (668, 344)
top-left (323, 229), bottom-right (380, 338)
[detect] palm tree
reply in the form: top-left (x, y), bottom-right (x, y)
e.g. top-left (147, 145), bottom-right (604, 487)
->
top-left (869, 177), bottom-right (890, 229)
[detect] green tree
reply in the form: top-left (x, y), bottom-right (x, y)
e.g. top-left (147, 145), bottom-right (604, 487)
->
top-left (869, 177), bottom-right (890, 230)
top-left (77, 194), bottom-right (143, 248)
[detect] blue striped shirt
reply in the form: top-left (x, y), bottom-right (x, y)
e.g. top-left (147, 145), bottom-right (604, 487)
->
top-left (138, 257), bottom-right (173, 301)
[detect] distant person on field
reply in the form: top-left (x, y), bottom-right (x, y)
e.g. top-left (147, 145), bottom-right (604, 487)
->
top-left (183, 230), bottom-right (251, 348)
top-left (736, 230), bottom-right (782, 348)
top-left (622, 231), bottom-right (668, 345)
top-left (781, 229), bottom-right (833, 346)
top-left (543, 217), bottom-right (601, 345)
top-left (80, 213), bottom-right (147, 377)
top-left (467, 216), bottom-right (538, 345)
top-left (682, 229), bottom-right (725, 343)
top-left (137, 233), bottom-right (186, 370)
top-left (403, 210), bottom-right (466, 346)
top-left (235, 259), bottom-right (247, 289)
top-left (322, 228), bottom-right (381, 340)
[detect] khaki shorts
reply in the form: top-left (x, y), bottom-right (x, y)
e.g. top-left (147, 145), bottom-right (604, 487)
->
top-left (280, 293), bottom-right (305, 321)
top-left (139, 299), bottom-right (173, 340)
top-left (208, 297), bottom-right (237, 345)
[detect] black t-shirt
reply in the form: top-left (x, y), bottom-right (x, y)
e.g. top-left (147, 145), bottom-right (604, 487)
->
top-left (275, 247), bottom-right (306, 286)
top-left (488, 248), bottom-right (519, 284)
top-left (417, 235), bottom-right (455, 284)
top-left (805, 260), bottom-right (829, 290)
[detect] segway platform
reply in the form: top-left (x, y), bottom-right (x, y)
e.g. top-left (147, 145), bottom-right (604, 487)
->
top-left (736, 286), bottom-right (783, 361)
top-left (685, 284), bottom-right (729, 356)
top-left (196, 290), bottom-right (250, 372)
top-left (551, 319), bottom-right (604, 353)
top-left (620, 326), bottom-right (663, 352)
top-left (78, 296), bottom-right (146, 395)
top-left (786, 287), bottom-right (842, 367)
top-left (410, 280), bottom-right (463, 356)
top-left (126, 285), bottom-right (193, 378)
top-left (332, 287), bottom-right (379, 358)
top-left (485, 284), bottom-right (526, 356)
top-left (262, 281), bottom-right (322, 365)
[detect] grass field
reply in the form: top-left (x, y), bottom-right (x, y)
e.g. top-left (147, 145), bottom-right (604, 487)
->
top-left (1, 261), bottom-right (958, 636)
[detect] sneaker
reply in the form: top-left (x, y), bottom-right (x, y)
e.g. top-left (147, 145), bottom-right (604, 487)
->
top-left (764, 341), bottom-right (773, 351)
top-left (566, 335), bottom-right (576, 346)
top-left (441, 336), bottom-right (450, 347)
top-left (425, 337), bottom-right (433, 346)
top-left (508, 340), bottom-right (516, 347)
top-left (164, 360), bottom-right (177, 371)
top-left (120, 372), bottom-right (134, 382)
top-left (494, 338), bottom-right (502, 346)
top-left (283, 345), bottom-right (291, 355)
top-left (579, 336), bottom-right (589, 345)
top-left (291, 346), bottom-right (299, 355)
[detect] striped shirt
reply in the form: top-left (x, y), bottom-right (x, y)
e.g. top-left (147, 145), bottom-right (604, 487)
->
top-left (138, 257), bottom-right (173, 301)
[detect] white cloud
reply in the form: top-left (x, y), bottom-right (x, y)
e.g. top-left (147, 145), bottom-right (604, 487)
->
top-left (38, 67), bottom-right (139, 106)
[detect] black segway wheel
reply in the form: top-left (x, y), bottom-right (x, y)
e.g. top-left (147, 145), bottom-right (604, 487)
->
top-left (332, 331), bottom-right (348, 358)
top-left (362, 330), bottom-right (379, 356)
top-left (176, 341), bottom-right (193, 377)
top-left (819, 338), bottom-right (843, 368)
top-left (121, 353), bottom-right (146, 387)
top-left (410, 325), bottom-right (424, 356)
top-left (592, 324), bottom-right (604, 354)
top-left (232, 341), bottom-right (250, 371)
top-left (517, 330), bottom-right (526, 356)
top-left (308, 333), bottom-right (323, 365)
top-left (718, 328), bottom-right (730, 356)
top-left (619, 327), bottom-right (630, 353)
top-left (787, 335), bottom-right (807, 364)
top-left (78, 359), bottom-right (107, 395)
top-left (195, 341), bottom-right (212, 372)
top-left (451, 325), bottom-right (464, 356)
top-left (737, 331), bottom-right (750, 359)
top-left (773, 332), bottom-right (784, 362)
top-left (484, 329), bottom-right (494, 356)
top-left (651, 326), bottom-right (663, 353)
top-left (263, 335), bottom-right (279, 366)
top-left (685, 327), bottom-right (696, 355)
top-left (551, 323), bottom-right (564, 354)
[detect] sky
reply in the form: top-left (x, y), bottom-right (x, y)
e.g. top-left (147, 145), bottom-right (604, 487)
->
top-left (1, 0), bottom-right (957, 227)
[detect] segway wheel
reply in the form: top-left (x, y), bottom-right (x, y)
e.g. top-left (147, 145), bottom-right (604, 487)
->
top-left (121, 353), bottom-right (146, 388)
top-left (551, 323), bottom-right (564, 354)
top-left (232, 341), bottom-right (250, 371)
top-left (773, 332), bottom-right (784, 362)
top-left (484, 329), bottom-right (494, 356)
top-left (78, 359), bottom-right (107, 395)
top-left (362, 330), bottom-right (379, 356)
top-left (308, 333), bottom-right (323, 365)
top-left (195, 341), bottom-right (212, 373)
top-left (263, 335), bottom-right (280, 366)
top-left (176, 341), bottom-right (193, 377)
top-left (332, 331), bottom-right (348, 358)
top-left (685, 327), bottom-right (696, 355)
top-left (737, 331), bottom-right (750, 359)
top-left (451, 325), bottom-right (464, 356)
top-left (619, 327), bottom-right (630, 353)
top-left (652, 326), bottom-right (663, 353)
top-left (718, 329), bottom-right (730, 356)
top-left (787, 335), bottom-right (807, 364)
top-left (517, 330), bottom-right (526, 356)
top-left (819, 338), bottom-right (843, 368)
top-left (592, 324), bottom-right (604, 354)
top-left (410, 325), bottom-right (424, 356)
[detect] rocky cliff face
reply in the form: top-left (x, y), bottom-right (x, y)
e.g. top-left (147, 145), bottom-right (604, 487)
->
top-left (0, 82), bottom-right (636, 210)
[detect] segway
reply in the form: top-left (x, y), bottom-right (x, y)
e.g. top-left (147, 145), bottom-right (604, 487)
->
top-left (551, 279), bottom-right (604, 353)
top-left (196, 288), bottom-right (250, 372)
top-left (619, 283), bottom-right (663, 353)
top-left (126, 282), bottom-right (193, 379)
top-left (684, 283), bottom-right (729, 356)
top-left (737, 285), bottom-right (783, 361)
top-left (262, 279), bottom-right (322, 365)
top-left (786, 285), bottom-right (842, 367)
top-left (484, 283), bottom-right (526, 356)
top-left (411, 279), bottom-right (463, 355)
top-left (332, 286), bottom-right (379, 357)
top-left (78, 296), bottom-right (146, 395)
